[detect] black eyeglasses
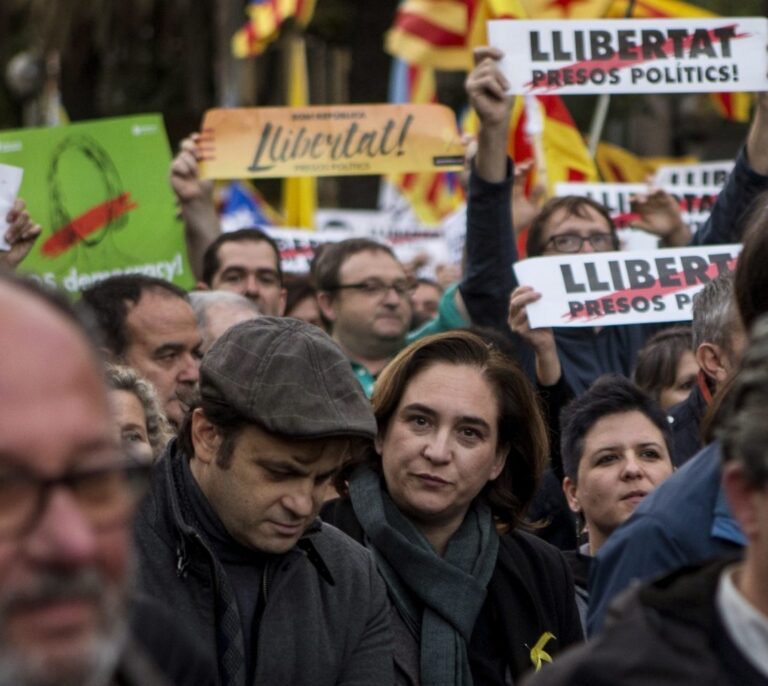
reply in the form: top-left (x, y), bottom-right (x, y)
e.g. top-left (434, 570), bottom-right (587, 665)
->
top-left (330, 279), bottom-right (417, 299)
top-left (545, 233), bottom-right (615, 254)
top-left (0, 459), bottom-right (151, 539)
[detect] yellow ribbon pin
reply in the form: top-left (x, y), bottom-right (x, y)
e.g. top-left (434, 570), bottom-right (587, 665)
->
top-left (529, 631), bottom-right (556, 672)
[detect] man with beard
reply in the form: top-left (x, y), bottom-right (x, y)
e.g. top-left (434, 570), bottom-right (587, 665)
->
top-left (80, 275), bottom-right (203, 431)
top-left (0, 271), bottom-right (178, 686)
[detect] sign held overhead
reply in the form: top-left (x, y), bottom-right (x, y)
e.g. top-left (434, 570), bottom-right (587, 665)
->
top-left (488, 17), bottom-right (768, 95)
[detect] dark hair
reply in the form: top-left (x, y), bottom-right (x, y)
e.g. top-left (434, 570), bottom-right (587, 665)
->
top-left (78, 275), bottom-right (188, 357)
top-left (415, 277), bottom-right (443, 293)
top-left (560, 374), bottom-right (673, 483)
top-left (201, 228), bottom-right (283, 287)
top-left (310, 237), bottom-right (398, 293)
top-left (735, 192), bottom-right (768, 332)
top-left (633, 326), bottom-right (693, 404)
top-left (718, 314), bottom-right (768, 486)
top-left (352, 330), bottom-right (548, 528)
top-left (177, 397), bottom-right (248, 468)
top-left (283, 273), bottom-right (317, 317)
top-left (691, 271), bottom-right (735, 351)
top-left (526, 195), bottom-right (618, 257)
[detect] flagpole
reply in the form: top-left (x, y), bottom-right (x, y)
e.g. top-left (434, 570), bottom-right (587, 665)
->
top-left (587, 0), bottom-right (638, 158)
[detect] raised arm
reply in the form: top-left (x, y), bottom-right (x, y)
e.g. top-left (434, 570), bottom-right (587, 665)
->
top-left (457, 47), bottom-right (517, 329)
top-left (170, 134), bottom-right (221, 281)
top-left (692, 92), bottom-right (768, 246)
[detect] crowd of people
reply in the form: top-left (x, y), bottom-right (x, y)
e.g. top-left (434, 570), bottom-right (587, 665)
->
top-left (1, 46), bottom-right (768, 686)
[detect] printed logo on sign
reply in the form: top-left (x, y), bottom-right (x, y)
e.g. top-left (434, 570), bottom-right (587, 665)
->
top-left (433, 155), bottom-right (465, 167)
top-left (0, 141), bottom-right (22, 153)
top-left (131, 124), bottom-right (158, 136)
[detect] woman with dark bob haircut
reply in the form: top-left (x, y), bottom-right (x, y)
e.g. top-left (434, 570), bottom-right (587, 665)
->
top-left (323, 330), bottom-right (583, 686)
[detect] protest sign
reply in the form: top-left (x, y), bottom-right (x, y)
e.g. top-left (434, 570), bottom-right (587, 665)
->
top-left (0, 115), bottom-right (193, 294)
top-left (0, 163), bottom-right (23, 250)
top-left (266, 227), bottom-right (352, 273)
top-left (315, 208), bottom-right (451, 279)
top-left (513, 244), bottom-right (741, 328)
top-left (488, 18), bottom-right (768, 95)
top-left (555, 182), bottom-right (719, 234)
top-left (198, 104), bottom-right (465, 179)
top-left (654, 160), bottom-right (733, 187)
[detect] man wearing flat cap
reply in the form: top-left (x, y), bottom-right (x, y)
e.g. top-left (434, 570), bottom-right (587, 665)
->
top-left (133, 317), bottom-right (393, 686)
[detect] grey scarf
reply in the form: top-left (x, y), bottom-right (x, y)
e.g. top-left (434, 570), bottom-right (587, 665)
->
top-left (349, 465), bottom-right (499, 686)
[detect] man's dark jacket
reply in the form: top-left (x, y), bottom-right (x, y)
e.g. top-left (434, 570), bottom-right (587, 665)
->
top-left (522, 559), bottom-right (767, 686)
top-left (133, 441), bottom-right (393, 686)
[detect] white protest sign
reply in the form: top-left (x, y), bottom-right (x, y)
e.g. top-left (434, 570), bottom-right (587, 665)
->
top-left (315, 208), bottom-right (451, 279)
top-left (0, 163), bottom-right (23, 250)
top-left (265, 227), bottom-right (351, 273)
top-left (488, 18), bottom-right (768, 95)
top-left (514, 244), bottom-right (741, 328)
top-left (555, 182), bottom-right (719, 235)
top-left (654, 160), bottom-right (733, 187)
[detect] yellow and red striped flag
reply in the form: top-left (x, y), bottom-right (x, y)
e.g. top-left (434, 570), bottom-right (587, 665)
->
top-left (596, 141), bottom-right (697, 182)
top-left (388, 60), bottom-right (466, 225)
top-left (606, 0), bottom-right (752, 121)
top-left (517, 0), bottom-right (613, 18)
top-left (232, 0), bottom-right (317, 58)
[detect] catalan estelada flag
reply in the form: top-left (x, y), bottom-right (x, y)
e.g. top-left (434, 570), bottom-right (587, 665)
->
top-left (232, 0), bottom-right (317, 58)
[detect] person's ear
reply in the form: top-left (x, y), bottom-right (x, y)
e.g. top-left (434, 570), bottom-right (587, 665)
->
top-left (191, 408), bottom-right (221, 465)
top-left (316, 291), bottom-right (338, 324)
top-left (195, 281), bottom-right (211, 291)
top-left (695, 342), bottom-right (730, 386)
top-left (278, 287), bottom-right (287, 316)
top-left (562, 476), bottom-right (581, 514)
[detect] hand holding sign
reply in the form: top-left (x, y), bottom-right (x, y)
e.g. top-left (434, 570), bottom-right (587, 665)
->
top-left (468, 47), bottom-right (513, 184)
top-left (508, 285), bottom-right (561, 386)
top-left (0, 199), bottom-right (42, 270)
top-left (466, 47), bottom-right (513, 130)
top-left (629, 188), bottom-right (691, 246)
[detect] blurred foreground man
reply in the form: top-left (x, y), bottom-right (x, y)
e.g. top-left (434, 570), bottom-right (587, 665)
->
top-left (133, 317), bottom-right (393, 686)
top-left (0, 272), bottom-right (170, 686)
top-left (524, 317), bottom-right (768, 686)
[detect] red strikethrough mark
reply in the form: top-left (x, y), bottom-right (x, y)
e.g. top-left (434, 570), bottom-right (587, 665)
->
top-left (562, 257), bottom-right (737, 322)
top-left (42, 193), bottom-right (138, 257)
top-left (525, 25), bottom-right (747, 93)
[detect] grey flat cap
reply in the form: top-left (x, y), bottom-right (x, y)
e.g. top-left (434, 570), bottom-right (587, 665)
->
top-left (200, 317), bottom-right (376, 440)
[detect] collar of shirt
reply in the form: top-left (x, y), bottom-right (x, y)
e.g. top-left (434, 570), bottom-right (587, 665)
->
top-left (350, 361), bottom-right (376, 399)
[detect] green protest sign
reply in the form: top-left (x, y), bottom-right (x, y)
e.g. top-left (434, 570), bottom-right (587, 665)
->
top-left (0, 114), bottom-right (194, 294)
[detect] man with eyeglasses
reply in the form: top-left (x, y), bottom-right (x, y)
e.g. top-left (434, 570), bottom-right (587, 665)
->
top-left (312, 238), bottom-right (469, 396)
top-left (0, 272), bottom-right (213, 686)
top-left (469, 48), bottom-right (768, 395)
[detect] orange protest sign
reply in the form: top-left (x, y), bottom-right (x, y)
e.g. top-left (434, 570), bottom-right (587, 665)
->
top-left (198, 104), bottom-right (465, 179)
